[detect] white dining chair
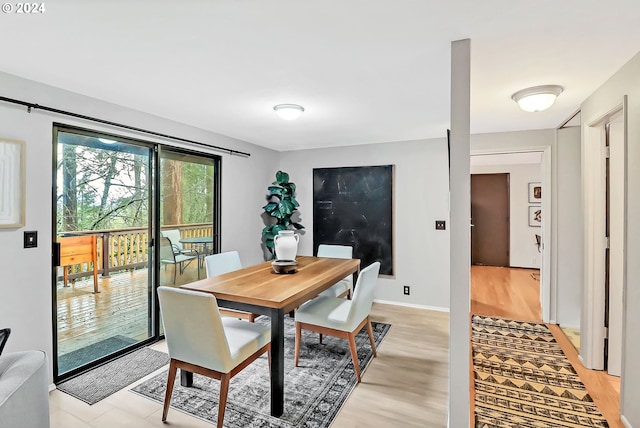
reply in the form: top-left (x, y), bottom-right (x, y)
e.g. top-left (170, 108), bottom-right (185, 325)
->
top-left (316, 244), bottom-right (353, 299)
top-left (203, 251), bottom-right (259, 322)
top-left (294, 261), bottom-right (380, 382)
top-left (157, 286), bottom-right (270, 428)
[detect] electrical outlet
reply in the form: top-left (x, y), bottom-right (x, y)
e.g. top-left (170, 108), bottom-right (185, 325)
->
top-left (435, 220), bottom-right (446, 230)
top-left (403, 285), bottom-right (410, 295)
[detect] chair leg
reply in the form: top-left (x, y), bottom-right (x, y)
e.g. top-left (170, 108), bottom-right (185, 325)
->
top-left (294, 322), bottom-right (302, 367)
top-left (347, 332), bottom-right (362, 382)
top-left (366, 317), bottom-right (377, 357)
top-left (162, 360), bottom-right (178, 421)
top-left (319, 333), bottom-right (323, 344)
top-left (217, 373), bottom-right (231, 428)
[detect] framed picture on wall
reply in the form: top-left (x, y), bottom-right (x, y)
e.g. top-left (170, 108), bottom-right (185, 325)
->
top-left (0, 138), bottom-right (25, 228)
top-left (528, 182), bottom-right (542, 203)
top-left (529, 206), bottom-right (542, 227)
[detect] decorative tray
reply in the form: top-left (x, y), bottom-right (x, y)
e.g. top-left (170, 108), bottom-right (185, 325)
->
top-left (271, 259), bottom-right (298, 274)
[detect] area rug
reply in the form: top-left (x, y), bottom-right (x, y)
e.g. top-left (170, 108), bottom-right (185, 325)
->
top-left (58, 347), bottom-right (170, 404)
top-left (58, 335), bottom-right (137, 374)
top-left (132, 318), bottom-right (390, 427)
top-left (472, 315), bottom-right (609, 428)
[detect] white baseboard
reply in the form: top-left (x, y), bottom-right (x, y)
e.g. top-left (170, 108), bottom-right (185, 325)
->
top-left (48, 383), bottom-right (57, 392)
top-left (621, 415), bottom-right (632, 428)
top-left (373, 299), bottom-right (449, 312)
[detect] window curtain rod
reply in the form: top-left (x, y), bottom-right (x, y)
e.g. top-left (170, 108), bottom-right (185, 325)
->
top-left (0, 95), bottom-right (251, 157)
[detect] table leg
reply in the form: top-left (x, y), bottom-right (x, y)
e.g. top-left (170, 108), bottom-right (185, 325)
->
top-left (180, 369), bottom-right (193, 387)
top-left (270, 308), bottom-right (285, 417)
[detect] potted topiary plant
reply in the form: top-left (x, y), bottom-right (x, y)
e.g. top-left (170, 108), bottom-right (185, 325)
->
top-left (261, 170), bottom-right (304, 259)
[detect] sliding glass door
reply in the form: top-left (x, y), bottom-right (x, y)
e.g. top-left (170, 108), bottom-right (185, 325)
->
top-left (53, 126), bottom-right (155, 379)
top-left (52, 125), bottom-right (220, 380)
top-left (157, 148), bottom-right (219, 334)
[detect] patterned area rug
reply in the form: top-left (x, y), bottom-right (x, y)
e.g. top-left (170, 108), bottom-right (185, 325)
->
top-left (132, 318), bottom-right (390, 427)
top-left (472, 315), bottom-right (609, 428)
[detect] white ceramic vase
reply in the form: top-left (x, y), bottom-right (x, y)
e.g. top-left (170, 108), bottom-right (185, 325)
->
top-left (274, 230), bottom-right (299, 261)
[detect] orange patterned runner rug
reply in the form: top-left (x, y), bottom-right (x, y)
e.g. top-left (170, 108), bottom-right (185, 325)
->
top-left (472, 315), bottom-right (609, 428)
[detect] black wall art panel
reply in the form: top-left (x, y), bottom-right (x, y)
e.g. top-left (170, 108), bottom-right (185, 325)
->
top-left (313, 165), bottom-right (393, 275)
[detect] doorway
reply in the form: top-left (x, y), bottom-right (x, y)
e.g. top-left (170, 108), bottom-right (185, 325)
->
top-left (604, 112), bottom-right (624, 376)
top-left (471, 173), bottom-right (510, 266)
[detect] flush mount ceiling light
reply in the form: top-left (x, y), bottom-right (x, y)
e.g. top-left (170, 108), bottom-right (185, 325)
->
top-left (511, 85), bottom-right (564, 112)
top-left (273, 104), bottom-right (304, 120)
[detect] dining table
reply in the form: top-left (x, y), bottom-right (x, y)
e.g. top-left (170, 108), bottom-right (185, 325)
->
top-left (180, 255), bottom-right (360, 417)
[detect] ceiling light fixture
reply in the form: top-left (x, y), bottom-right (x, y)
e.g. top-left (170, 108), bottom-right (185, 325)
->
top-left (273, 104), bottom-right (304, 120)
top-left (511, 85), bottom-right (564, 112)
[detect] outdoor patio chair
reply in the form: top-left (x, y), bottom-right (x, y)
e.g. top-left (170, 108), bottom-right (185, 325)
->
top-left (294, 261), bottom-right (380, 382)
top-left (161, 229), bottom-right (199, 258)
top-left (159, 236), bottom-right (199, 283)
top-left (157, 286), bottom-right (270, 428)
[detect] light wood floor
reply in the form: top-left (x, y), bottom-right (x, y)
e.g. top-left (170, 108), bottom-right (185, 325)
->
top-left (471, 265), bottom-right (623, 428)
top-left (49, 302), bottom-right (450, 427)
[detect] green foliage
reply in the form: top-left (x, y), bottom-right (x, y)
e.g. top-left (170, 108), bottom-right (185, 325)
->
top-left (261, 170), bottom-right (304, 257)
top-left (57, 136), bottom-right (215, 234)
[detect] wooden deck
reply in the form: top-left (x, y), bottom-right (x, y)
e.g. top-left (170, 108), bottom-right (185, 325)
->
top-left (56, 260), bottom-right (202, 358)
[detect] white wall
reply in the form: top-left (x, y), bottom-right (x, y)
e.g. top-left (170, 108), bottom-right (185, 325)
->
top-left (580, 51), bottom-right (640, 426)
top-left (470, 161), bottom-right (542, 269)
top-left (555, 127), bottom-right (582, 329)
top-left (279, 137), bottom-right (451, 310)
top-left (0, 71), bottom-right (279, 383)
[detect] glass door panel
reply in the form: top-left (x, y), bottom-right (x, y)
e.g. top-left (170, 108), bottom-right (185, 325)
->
top-left (159, 150), bottom-right (216, 287)
top-left (53, 128), bottom-right (154, 378)
top-left (158, 149), bottom-right (218, 334)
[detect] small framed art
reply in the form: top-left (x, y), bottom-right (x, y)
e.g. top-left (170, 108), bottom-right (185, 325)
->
top-left (0, 138), bottom-right (25, 228)
top-left (528, 182), bottom-right (542, 203)
top-left (529, 206), bottom-right (541, 227)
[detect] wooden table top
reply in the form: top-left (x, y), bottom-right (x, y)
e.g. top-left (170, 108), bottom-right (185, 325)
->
top-left (181, 256), bottom-right (360, 312)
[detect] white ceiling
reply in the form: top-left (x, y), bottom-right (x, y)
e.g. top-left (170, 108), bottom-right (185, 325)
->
top-left (1, 1), bottom-right (639, 152)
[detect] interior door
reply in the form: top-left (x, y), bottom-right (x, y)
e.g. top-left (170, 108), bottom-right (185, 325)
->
top-left (471, 173), bottom-right (510, 266)
top-left (607, 114), bottom-right (624, 376)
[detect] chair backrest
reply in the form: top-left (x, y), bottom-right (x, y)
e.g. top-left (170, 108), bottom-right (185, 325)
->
top-left (348, 262), bottom-right (381, 323)
top-left (204, 251), bottom-right (242, 277)
top-left (159, 236), bottom-right (176, 263)
top-left (317, 244), bottom-right (353, 260)
top-left (161, 229), bottom-right (183, 252)
top-left (317, 244), bottom-right (354, 286)
top-left (157, 286), bottom-right (234, 372)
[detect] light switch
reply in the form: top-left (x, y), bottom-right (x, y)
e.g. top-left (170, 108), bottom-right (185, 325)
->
top-left (24, 231), bottom-right (38, 248)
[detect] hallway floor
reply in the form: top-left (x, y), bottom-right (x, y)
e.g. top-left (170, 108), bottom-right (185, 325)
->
top-left (471, 265), bottom-right (623, 427)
